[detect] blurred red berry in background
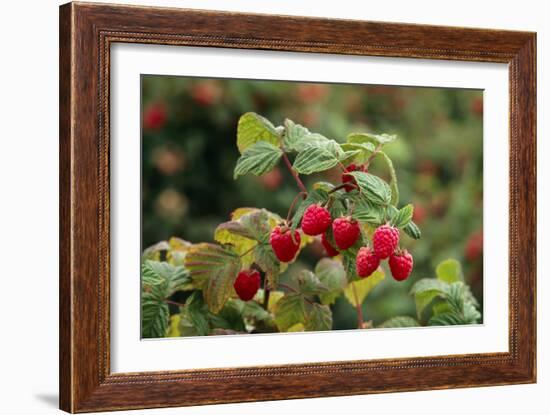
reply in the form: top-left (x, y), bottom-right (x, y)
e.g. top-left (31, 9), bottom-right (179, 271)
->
top-left (301, 110), bottom-right (320, 126)
top-left (412, 202), bottom-right (427, 224)
top-left (465, 229), bottom-right (483, 261)
top-left (295, 84), bottom-right (328, 103)
top-left (191, 81), bottom-right (221, 107)
top-left (258, 167), bottom-right (283, 190)
top-left (417, 159), bottom-right (438, 176)
top-left (471, 96), bottom-right (483, 117)
top-left (143, 103), bottom-right (167, 130)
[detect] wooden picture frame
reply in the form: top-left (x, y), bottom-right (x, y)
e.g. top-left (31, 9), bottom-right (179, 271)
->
top-left (59, 2), bottom-right (536, 412)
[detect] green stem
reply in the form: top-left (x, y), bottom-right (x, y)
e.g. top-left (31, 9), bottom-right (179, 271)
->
top-left (365, 144), bottom-right (383, 168)
top-left (351, 283), bottom-right (364, 328)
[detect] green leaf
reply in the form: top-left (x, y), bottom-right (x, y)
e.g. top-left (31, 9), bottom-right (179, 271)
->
top-left (341, 142), bottom-right (376, 164)
top-left (380, 151), bottom-right (399, 205)
top-left (390, 204), bottom-right (414, 229)
top-left (347, 132), bottom-right (397, 146)
top-left (304, 303), bottom-right (332, 331)
top-left (142, 240), bottom-right (170, 261)
top-left (184, 243), bottom-right (241, 313)
top-left (347, 133), bottom-right (377, 146)
top-left (141, 260), bottom-right (190, 297)
top-left (166, 237), bottom-right (193, 266)
top-left (209, 300), bottom-right (247, 332)
top-left (343, 269), bottom-right (385, 307)
top-left (403, 220), bottom-right (422, 239)
top-left (290, 189), bottom-right (329, 231)
top-left (296, 270), bottom-right (330, 295)
top-left (185, 292), bottom-right (210, 336)
top-left (428, 312), bottom-right (463, 326)
top-left (293, 140), bottom-right (344, 175)
top-left (315, 258), bottom-right (347, 305)
top-left (378, 316), bottom-right (420, 328)
top-left (347, 171), bottom-right (392, 206)
top-left (141, 293), bottom-right (169, 338)
top-left (352, 199), bottom-right (386, 226)
top-left (215, 208), bottom-right (273, 243)
top-left (274, 293), bottom-right (307, 331)
top-left (462, 300), bottom-right (482, 324)
top-left (409, 278), bottom-right (449, 318)
top-left (436, 259), bottom-right (463, 283)
top-left (215, 208), bottom-right (277, 266)
top-left (430, 281), bottom-right (480, 325)
top-left (234, 141), bottom-right (283, 179)
top-left (445, 282), bottom-right (467, 313)
top-left (239, 300), bottom-right (273, 323)
top-left (341, 246), bottom-right (361, 281)
top-left (282, 119), bottom-right (331, 152)
top-left (236, 112), bottom-right (280, 154)
top-left (312, 181), bottom-right (335, 192)
top-left (254, 242), bottom-right (285, 288)
top-left (142, 260), bottom-right (167, 287)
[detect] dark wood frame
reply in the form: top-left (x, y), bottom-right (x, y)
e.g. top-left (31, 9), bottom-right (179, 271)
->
top-left (59, 2), bottom-right (536, 412)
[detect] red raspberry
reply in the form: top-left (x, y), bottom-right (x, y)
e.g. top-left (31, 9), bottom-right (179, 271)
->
top-left (270, 226), bottom-right (301, 262)
top-left (389, 250), bottom-right (414, 281)
top-left (321, 233), bottom-right (339, 257)
top-left (342, 163), bottom-right (366, 192)
top-left (373, 224), bottom-right (400, 259)
top-left (233, 269), bottom-right (261, 301)
top-left (301, 204), bottom-right (332, 236)
top-left (356, 247), bottom-right (380, 278)
top-left (332, 217), bottom-right (360, 250)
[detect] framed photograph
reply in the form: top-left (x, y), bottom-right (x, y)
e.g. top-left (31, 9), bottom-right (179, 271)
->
top-left (59, 2), bottom-right (536, 412)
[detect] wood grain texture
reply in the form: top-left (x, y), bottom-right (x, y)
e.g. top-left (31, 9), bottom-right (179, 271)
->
top-left (59, 2), bottom-right (537, 412)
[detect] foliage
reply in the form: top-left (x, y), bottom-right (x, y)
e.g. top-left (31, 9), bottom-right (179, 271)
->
top-left (380, 258), bottom-right (480, 327)
top-left (140, 112), bottom-right (479, 337)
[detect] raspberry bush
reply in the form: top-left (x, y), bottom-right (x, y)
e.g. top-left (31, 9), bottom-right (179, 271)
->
top-left (141, 113), bottom-right (480, 337)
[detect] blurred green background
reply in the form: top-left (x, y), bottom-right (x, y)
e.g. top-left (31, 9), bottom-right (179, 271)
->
top-left (141, 75), bottom-right (484, 329)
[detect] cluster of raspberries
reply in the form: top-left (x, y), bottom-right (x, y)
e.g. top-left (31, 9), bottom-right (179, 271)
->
top-left (234, 165), bottom-right (413, 301)
top-left (269, 203), bottom-right (414, 283)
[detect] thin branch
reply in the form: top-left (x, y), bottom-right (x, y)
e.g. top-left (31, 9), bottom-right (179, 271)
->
top-left (165, 299), bottom-right (186, 308)
top-left (282, 152), bottom-right (308, 194)
top-left (263, 275), bottom-right (271, 309)
top-left (286, 191), bottom-right (307, 223)
top-left (239, 244), bottom-right (257, 258)
top-left (328, 182), bottom-right (357, 194)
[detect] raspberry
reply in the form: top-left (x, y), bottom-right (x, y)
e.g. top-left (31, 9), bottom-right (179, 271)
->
top-left (301, 204), bottom-right (332, 236)
top-left (332, 217), bottom-right (360, 250)
top-left (373, 224), bottom-right (400, 259)
top-left (342, 163), bottom-right (366, 192)
top-left (356, 247), bottom-right (380, 278)
top-left (389, 250), bottom-right (414, 281)
top-left (233, 269), bottom-right (261, 301)
top-left (270, 226), bottom-right (301, 262)
top-left (321, 232), bottom-right (339, 257)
